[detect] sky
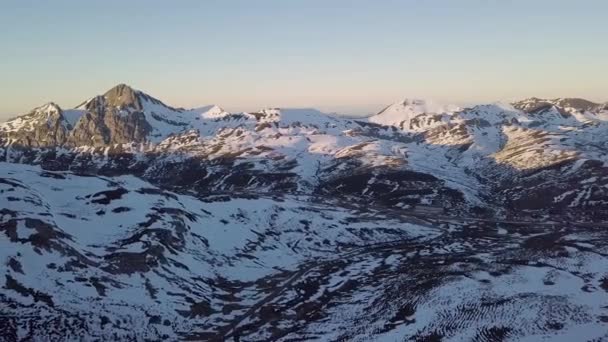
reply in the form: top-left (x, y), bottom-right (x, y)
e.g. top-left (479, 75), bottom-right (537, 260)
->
top-left (1, 0), bottom-right (607, 118)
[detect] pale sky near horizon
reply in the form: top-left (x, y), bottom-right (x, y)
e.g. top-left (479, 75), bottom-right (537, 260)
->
top-left (1, 0), bottom-right (607, 118)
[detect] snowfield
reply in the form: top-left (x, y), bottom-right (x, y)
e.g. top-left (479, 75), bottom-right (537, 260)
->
top-left (2, 163), bottom-right (608, 341)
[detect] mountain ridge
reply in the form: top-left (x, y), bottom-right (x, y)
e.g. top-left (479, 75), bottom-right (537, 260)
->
top-left (7, 83), bottom-right (606, 124)
top-left (1, 84), bottom-right (607, 222)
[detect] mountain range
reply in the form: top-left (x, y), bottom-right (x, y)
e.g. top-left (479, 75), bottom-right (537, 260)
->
top-left (1, 84), bottom-right (608, 341)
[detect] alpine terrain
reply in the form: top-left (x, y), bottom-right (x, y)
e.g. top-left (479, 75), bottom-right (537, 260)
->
top-left (1, 84), bottom-right (608, 341)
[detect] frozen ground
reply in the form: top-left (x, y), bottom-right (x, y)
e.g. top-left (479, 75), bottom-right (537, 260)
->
top-left (1, 163), bottom-right (608, 341)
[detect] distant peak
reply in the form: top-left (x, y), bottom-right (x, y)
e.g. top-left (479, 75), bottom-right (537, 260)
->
top-left (199, 104), bottom-right (230, 119)
top-left (104, 83), bottom-right (138, 99)
top-left (35, 102), bottom-right (62, 114)
top-left (42, 101), bottom-right (60, 108)
top-left (380, 98), bottom-right (459, 115)
top-left (399, 98), bottom-right (428, 106)
top-left (552, 98), bottom-right (598, 111)
top-left (260, 107), bottom-right (281, 114)
top-left (103, 83), bottom-right (143, 111)
top-left (207, 104), bottom-right (227, 114)
top-left (105, 83), bottom-right (136, 94)
top-left (513, 97), bottom-right (599, 113)
top-left (521, 97), bottom-right (543, 102)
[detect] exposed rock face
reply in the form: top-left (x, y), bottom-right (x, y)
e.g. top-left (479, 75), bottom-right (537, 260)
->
top-left (102, 83), bottom-right (144, 111)
top-left (0, 85), bottom-right (153, 148)
top-left (0, 103), bottom-right (70, 147)
top-left (68, 93), bottom-right (151, 146)
top-left (512, 97), bottom-right (604, 115)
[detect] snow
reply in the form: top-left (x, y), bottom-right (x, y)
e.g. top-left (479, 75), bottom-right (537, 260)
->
top-left (0, 162), bottom-right (443, 340)
top-left (368, 98), bottom-right (460, 131)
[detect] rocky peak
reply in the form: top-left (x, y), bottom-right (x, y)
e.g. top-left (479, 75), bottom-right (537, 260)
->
top-left (102, 83), bottom-right (143, 112)
top-left (61, 84), bottom-right (155, 147)
top-left (198, 105), bottom-right (230, 119)
top-left (513, 97), bottom-right (599, 114)
top-left (552, 98), bottom-right (599, 112)
top-left (512, 97), bottom-right (550, 113)
top-left (0, 102), bottom-right (70, 147)
top-left (36, 102), bottom-right (62, 116)
top-left (368, 98), bottom-right (459, 131)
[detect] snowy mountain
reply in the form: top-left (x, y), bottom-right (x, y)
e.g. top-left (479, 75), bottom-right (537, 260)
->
top-left (369, 99), bottom-right (460, 132)
top-left (1, 84), bottom-right (608, 340)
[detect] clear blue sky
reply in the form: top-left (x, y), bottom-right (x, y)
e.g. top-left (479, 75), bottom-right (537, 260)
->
top-left (1, 0), bottom-right (607, 118)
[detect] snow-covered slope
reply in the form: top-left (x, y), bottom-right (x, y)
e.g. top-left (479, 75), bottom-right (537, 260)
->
top-left (368, 99), bottom-right (460, 132)
top-left (2, 162), bottom-right (608, 340)
top-left (0, 162), bottom-right (434, 339)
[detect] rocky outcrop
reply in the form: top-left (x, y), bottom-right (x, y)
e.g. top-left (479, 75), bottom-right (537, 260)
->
top-left (0, 85), bottom-right (153, 148)
top-left (0, 103), bottom-right (70, 147)
top-left (513, 97), bottom-right (602, 114)
top-left (68, 91), bottom-right (151, 146)
top-left (102, 83), bottom-right (144, 112)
